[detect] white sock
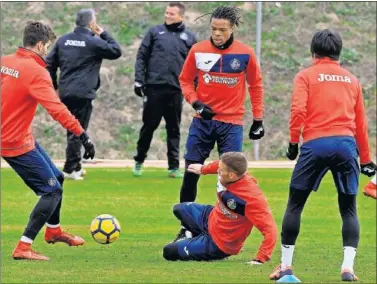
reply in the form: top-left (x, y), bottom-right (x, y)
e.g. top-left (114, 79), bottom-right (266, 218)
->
top-left (281, 244), bottom-right (295, 268)
top-left (371, 175), bottom-right (376, 185)
top-left (46, 223), bottom-right (60, 228)
top-left (20, 236), bottom-right (33, 244)
top-left (341, 246), bottom-right (357, 272)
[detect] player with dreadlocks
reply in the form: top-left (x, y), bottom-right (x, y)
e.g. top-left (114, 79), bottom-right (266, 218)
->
top-left (175, 5), bottom-right (265, 241)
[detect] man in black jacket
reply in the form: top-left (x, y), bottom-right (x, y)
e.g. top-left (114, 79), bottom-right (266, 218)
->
top-left (46, 8), bottom-right (122, 180)
top-left (133, 2), bottom-right (196, 178)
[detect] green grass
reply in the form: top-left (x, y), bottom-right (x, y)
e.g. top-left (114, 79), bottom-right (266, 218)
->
top-left (1, 168), bottom-right (376, 283)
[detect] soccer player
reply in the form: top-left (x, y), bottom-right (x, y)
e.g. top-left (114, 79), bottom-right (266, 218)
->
top-left (162, 152), bottom-right (277, 263)
top-left (179, 6), bottom-right (264, 209)
top-left (269, 29), bottom-right (377, 282)
top-left (1, 21), bottom-right (96, 260)
top-left (363, 175), bottom-right (376, 199)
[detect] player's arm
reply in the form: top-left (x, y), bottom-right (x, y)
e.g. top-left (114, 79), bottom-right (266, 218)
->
top-left (179, 47), bottom-right (198, 105)
top-left (246, 48), bottom-right (264, 120)
top-left (245, 194), bottom-right (278, 263)
top-left (135, 28), bottom-right (154, 86)
top-left (29, 71), bottom-right (84, 136)
top-left (289, 73), bottom-right (308, 144)
top-left (45, 41), bottom-right (60, 90)
top-left (187, 160), bottom-right (219, 175)
top-left (354, 82), bottom-right (372, 164)
top-left (92, 29), bottom-right (122, 60)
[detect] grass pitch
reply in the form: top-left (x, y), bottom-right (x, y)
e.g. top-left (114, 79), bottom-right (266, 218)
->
top-left (1, 168), bottom-right (375, 283)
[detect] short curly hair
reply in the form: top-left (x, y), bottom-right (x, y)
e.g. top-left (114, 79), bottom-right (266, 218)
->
top-left (23, 21), bottom-right (56, 47)
top-left (211, 6), bottom-right (243, 27)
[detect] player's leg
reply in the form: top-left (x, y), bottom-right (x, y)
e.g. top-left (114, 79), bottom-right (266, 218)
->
top-left (172, 202), bottom-right (214, 240)
top-left (270, 139), bottom-right (330, 280)
top-left (4, 149), bottom-right (64, 260)
top-left (33, 142), bottom-right (84, 247)
top-left (133, 86), bottom-right (164, 176)
top-left (62, 98), bottom-right (89, 180)
top-left (330, 137), bottom-right (360, 281)
top-left (163, 89), bottom-right (183, 177)
top-left (180, 118), bottom-right (215, 203)
top-left (215, 121), bottom-right (243, 155)
top-left (363, 175), bottom-right (376, 199)
top-left (163, 234), bottom-right (229, 261)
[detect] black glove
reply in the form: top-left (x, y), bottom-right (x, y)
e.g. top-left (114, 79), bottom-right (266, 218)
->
top-left (192, 100), bottom-right (216, 120)
top-left (360, 162), bottom-right (377, 177)
top-left (286, 142), bottom-right (299, 160)
top-left (248, 120), bottom-right (265, 140)
top-left (79, 132), bottom-right (95, 160)
top-left (134, 86), bottom-right (143, 97)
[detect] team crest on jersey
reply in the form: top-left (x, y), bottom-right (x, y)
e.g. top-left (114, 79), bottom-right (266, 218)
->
top-left (227, 199), bottom-right (237, 210)
top-left (47, 178), bottom-right (57, 187)
top-left (180, 32), bottom-right (188, 41)
top-left (230, 58), bottom-right (241, 70)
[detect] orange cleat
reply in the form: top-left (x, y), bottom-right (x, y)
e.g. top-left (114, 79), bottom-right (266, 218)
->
top-left (45, 227), bottom-right (84, 246)
top-left (12, 242), bottom-right (49, 261)
top-left (362, 181), bottom-right (376, 199)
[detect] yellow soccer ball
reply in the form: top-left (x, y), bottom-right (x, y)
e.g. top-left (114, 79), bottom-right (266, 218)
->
top-left (90, 214), bottom-right (121, 244)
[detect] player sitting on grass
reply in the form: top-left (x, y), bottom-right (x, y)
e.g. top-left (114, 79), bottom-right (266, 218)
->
top-left (162, 152), bottom-right (277, 263)
top-left (1, 21), bottom-right (95, 261)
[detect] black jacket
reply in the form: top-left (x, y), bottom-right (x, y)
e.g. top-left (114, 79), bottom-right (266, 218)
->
top-left (46, 27), bottom-right (122, 100)
top-left (135, 23), bottom-right (196, 90)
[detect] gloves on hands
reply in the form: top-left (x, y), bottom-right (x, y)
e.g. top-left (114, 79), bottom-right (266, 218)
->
top-left (192, 100), bottom-right (216, 120)
top-left (79, 132), bottom-right (95, 160)
top-left (360, 161), bottom-right (377, 177)
top-left (249, 120), bottom-right (265, 140)
top-left (134, 82), bottom-right (144, 97)
top-left (286, 142), bottom-right (299, 160)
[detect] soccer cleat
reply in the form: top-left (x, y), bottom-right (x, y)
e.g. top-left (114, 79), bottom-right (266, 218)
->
top-left (63, 171), bottom-right (84, 180)
top-left (76, 168), bottom-right (87, 177)
top-left (362, 181), bottom-right (376, 199)
top-left (172, 228), bottom-right (192, 243)
top-left (341, 269), bottom-right (358, 282)
top-left (132, 162), bottom-right (143, 177)
top-left (168, 169), bottom-right (184, 178)
top-left (45, 230), bottom-right (84, 246)
top-left (12, 242), bottom-right (49, 261)
top-left (269, 264), bottom-right (293, 280)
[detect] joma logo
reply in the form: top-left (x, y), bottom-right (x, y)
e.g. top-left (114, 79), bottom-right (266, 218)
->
top-left (318, 73), bottom-right (352, 83)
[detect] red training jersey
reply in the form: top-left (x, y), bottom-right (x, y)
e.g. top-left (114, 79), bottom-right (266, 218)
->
top-left (179, 40), bottom-right (264, 125)
top-left (202, 161), bottom-right (277, 262)
top-left (1, 48), bottom-right (84, 157)
top-left (289, 57), bottom-right (372, 164)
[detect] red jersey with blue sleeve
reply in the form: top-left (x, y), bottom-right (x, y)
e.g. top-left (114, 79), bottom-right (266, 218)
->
top-left (1, 48), bottom-right (84, 157)
top-left (202, 161), bottom-right (277, 262)
top-left (179, 40), bottom-right (264, 125)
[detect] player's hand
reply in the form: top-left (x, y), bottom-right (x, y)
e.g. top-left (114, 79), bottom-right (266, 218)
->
top-left (192, 101), bottom-right (216, 120)
top-left (92, 24), bottom-right (104, 36)
top-left (79, 132), bottom-right (95, 160)
top-left (248, 120), bottom-right (265, 140)
top-left (286, 142), bottom-right (299, 160)
top-left (246, 259), bottom-right (264, 265)
top-left (187, 164), bottom-right (203, 175)
top-left (134, 82), bottom-right (144, 97)
top-left (360, 162), bottom-right (377, 177)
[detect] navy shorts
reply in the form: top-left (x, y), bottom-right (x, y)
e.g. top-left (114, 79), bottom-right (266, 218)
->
top-left (174, 202), bottom-right (229, 261)
top-left (290, 136), bottom-right (360, 195)
top-left (3, 142), bottom-right (64, 196)
top-left (184, 117), bottom-right (243, 162)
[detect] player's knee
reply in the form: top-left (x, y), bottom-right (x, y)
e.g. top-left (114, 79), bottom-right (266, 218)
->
top-left (173, 203), bottom-right (184, 218)
top-left (163, 243), bottom-right (180, 261)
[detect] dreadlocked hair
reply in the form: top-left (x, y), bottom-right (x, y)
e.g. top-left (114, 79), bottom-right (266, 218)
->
top-left (211, 6), bottom-right (243, 27)
top-left (23, 21), bottom-right (56, 47)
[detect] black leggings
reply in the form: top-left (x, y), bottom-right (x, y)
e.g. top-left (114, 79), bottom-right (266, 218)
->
top-left (281, 188), bottom-right (359, 248)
